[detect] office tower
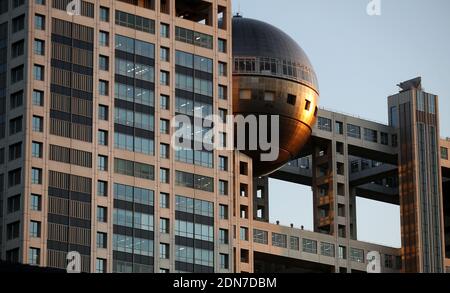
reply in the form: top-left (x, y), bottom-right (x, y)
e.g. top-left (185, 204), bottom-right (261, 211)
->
top-left (388, 78), bottom-right (445, 273)
top-left (0, 0), bottom-right (233, 273)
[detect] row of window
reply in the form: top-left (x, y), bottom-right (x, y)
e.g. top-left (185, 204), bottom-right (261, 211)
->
top-left (113, 208), bottom-right (154, 231)
top-left (252, 229), bottom-right (400, 268)
top-left (175, 195), bottom-right (214, 218)
top-left (317, 117), bottom-right (397, 147)
top-left (114, 158), bottom-right (155, 180)
top-left (114, 183), bottom-right (154, 206)
top-left (175, 220), bottom-right (214, 243)
top-left (175, 170), bottom-right (214, 193)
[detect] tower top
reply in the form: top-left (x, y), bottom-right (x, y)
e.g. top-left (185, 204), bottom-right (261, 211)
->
top-left (398, 77), bottom-right (422, 92)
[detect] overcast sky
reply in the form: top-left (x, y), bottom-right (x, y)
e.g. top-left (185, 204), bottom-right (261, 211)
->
top-left (232, 0), bottom-right (450, 248)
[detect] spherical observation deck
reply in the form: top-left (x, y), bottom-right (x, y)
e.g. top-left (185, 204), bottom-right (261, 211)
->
top-left (232, 16), bottom-right (319, 177)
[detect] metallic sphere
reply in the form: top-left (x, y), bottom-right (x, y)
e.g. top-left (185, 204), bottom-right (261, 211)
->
top-left (232, 16), bottom-right (319, 177)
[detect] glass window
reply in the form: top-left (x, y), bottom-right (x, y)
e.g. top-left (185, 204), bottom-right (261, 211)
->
top-left (32, 116), bottom-right (43, 132)
top-left (100, 7), bottom-right (110, 22)
top-left (272, 233), bottom-right (287, 248)
top-left (350, 248), bottom-right (365, 263)
top-left (97, 181), bottom-right (108, 197)
top-left (320, 242), bottom-right (335, 257)
top-left (10, 91), bottom-right (23, 109)
top-left (160, 94), bottom-right (169, 110)
top-left (29, 248), bottom-right (40, 265)
top-left (31, 141), bottom-right (43, 158)
top-left (96, 258), bottom-right (106, 273)
top-left (12, 40), bottom-right (24, 58)
top-left (114, 183), bottom-right (154, 206)
top-left (160, 23), bottom-right (170, 38)
top-left (99, 105), bottom-right (109, 121)
top-left (98, 130), bottom-right (108, 146)
top-left (335, 121), bottom-right (343, 135)
top-left (30, 194), bottom-right (42, 211)
top-left (160, 119), bottom-right (169, 134)
top-left (160, 219), bottom-right (170, 234)
top-left (160, 193), bottom-right (169, 209)
top-left (160, 47), bottom-right (169, 62)
top-left (31, 168), bottom-right (42, 184)
top-left (34, 39), bottom-right (45, 55)
top-left (160, 143), bottom-right (169, 159)
top-left (97, 206), bottom-right (107, 223)
top-left (160, 243), bottom-right (170, 259)
top-left (338, 246), bottom-right (347, 259)
top-left (160, 168), bottom-right (169, 184)
top-left (219, 180), bottom-right (228, 195)
top-left (29, 221), bottom-right (41, 238)
top-left (99, 80), bottom-right (109, 96)
top-left (219, 156), bottom-right (228, 171)
top-left (98, 155), bottom-right (108, 171)
top-left (441, 147), bottom-right (448, 160)
top-left (99, 55), bottom-right (109, 71)
top-left (160, 71), bottom-right (170, 86)
top-left (32, 90), bottom-right (44, 106)
top-left (218, 38), bottom-right (227, 53)
top-left (33, 64), bottom-right (44, 81)
top-left (34, 14), bottom-right (45, 30)
top-left (219, 62), bottom-right (227, 76)
top-left (302, 239), bottom-right (317, 254)
top-left (364, 128), bottom-right (378, 143)
top-left (219, 229), bottom-right (229, 244)
top-left (220, 254), bottom-right (229, 269)
top-left (381, 132), bottom-right (389, 145)
top-left (317, 117), bottom-right (332, 132)
top-left (219, 85), bottom-right (227, 100)
top-left (253, 229), bottom-right (268, 244)
top-left (219, 204), bottom-right (228, 220)
top-left (347, 124), bottom-right (361, 139)
top-left (99, 31), bottom-right (109, 46)
top-left (97, 232), bottom-right (107, 249)
top-left (240, 227), bottom-right (249, 241)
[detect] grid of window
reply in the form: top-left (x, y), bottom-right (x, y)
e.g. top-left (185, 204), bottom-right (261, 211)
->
top-left (30, 194), bottom-right (42, 211)
top-left (219, 229), bottom-right (229, 244)
top-left (175, 245), bottom-right (214, 268)
top-left (32, 142), bottom-right (43, 158)
top-left (364, 128), bottom-right (378, 143)
top-left (175, 26), bottom-right (213, 49)
top-left (34, 39), bottom-right (45, 55)
top-left (29, 248), bottom-right (40, 265)
top-left (175, 195), bottom-right (214, 218)
top-left (320, 242), bottom-right (335, 257)
top-left (317, 117), bottom-right (332, 132)
top-left (175, 171), bottom-right (214, 193)
top-left (97, 232), bottom-right (107, 249)
top-left (115, 10), bottom-right (155, 34)
top-left (302, 239), bottom-right (317, 254)
top-left (441, 147), bottom-right (448, 160)
top-left (113, 209), bottom-right (154, 231)
top-left (114, 158), bottom-right (155, 180)
top-left (160, 193), bottom-right (169, 209)
top-left (350, 248), bottom-right (365, 263)
top-left (114, 183), bottom-right (154, 206)
top-left (347, 124), bottom-right (361, 139)
top-left (29, 221), bottom-right (41, 238)
top-left (253, 229), bottom-right (268, 244)
top-left (160, 218), bottom-right (170, 234)
top-left (113, 234), bottom-right (153, 257)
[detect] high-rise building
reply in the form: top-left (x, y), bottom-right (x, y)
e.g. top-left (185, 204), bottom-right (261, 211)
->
top-left (0, 1), bottom-right (448, 274)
